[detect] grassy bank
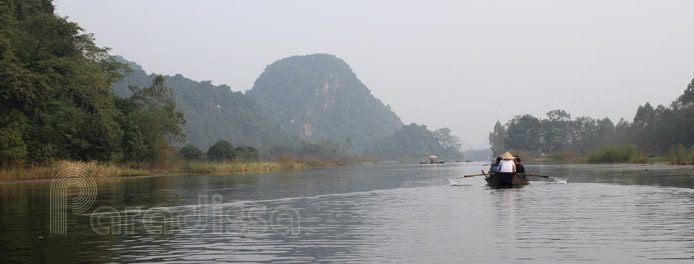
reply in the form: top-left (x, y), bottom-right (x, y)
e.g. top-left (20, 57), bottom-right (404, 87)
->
top-left (0, 161), bottom-right (152, 182)
top-left (0, 160), bottom-right (307, 182)
top-left (524, 145), bottom-right (678, 165)
top-left (173, 161), bottom-right (306, 174)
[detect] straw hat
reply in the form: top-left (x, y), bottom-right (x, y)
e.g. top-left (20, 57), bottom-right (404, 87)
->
top-left (500, 151), bottom-right (514, 160)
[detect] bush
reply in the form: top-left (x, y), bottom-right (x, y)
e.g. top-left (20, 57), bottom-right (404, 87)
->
top-left (235, 146), bottom-right (259, 161)
top-left (276, 153), bottom-right (295, 169)
top-left (669, 144), bottom-right (693, 165)
top-left (207, 140), bottom-right (235, 162)
top-left (588, 144), bottom-right (645, 163)
top-left (179, 145), bottom-right (203, 161)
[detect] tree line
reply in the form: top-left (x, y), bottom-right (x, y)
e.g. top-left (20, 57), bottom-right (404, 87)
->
top-left (180, 140), bottom-right (259, 162)
top-left (370, 124), bottom-right (464, 161)
top-left (489, 77), bottom-right (694, 162)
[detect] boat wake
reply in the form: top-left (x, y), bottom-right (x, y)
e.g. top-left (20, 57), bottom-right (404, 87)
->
top-left (551, 178), bottom-right (568, 184)
top-left (448, 179), bottom-right (463, 186)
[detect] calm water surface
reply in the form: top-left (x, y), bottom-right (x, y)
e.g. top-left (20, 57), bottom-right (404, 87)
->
top-left (1, 163), bottom-right (693, 263)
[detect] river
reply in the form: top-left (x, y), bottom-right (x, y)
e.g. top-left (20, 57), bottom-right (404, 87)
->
top-left (1, 163), bottom-right (693, 263)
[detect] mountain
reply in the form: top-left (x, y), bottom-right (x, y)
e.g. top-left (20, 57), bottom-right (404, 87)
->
top-left (112, 57), bottom-right (294, 150)
top-left (246, 54), bottom-right (403, 151)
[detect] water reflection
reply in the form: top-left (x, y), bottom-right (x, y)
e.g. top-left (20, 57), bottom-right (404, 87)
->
top-left (0, 163), bottom-right (693, 262)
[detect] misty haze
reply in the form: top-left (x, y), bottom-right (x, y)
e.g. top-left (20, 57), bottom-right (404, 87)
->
top-left (1, 0), bottom-right (693, 263)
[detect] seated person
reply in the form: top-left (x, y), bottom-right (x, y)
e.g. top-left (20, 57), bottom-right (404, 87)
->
top-left (514, 156), bottom-right (525, 177)
top-left (488, 157), bottom-right (502, 173)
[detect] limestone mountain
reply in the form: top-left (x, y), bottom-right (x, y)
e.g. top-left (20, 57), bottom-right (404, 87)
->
top-left (246, 54), bottom-right (403, 151)
top-left (112, 57), bottom-right (294, 150)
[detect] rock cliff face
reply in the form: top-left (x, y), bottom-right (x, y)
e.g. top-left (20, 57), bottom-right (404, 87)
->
top-left (247, 54), bottom-right (403, 151)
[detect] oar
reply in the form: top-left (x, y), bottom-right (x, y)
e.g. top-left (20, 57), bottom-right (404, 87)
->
top-left (516, 173), bottom-right (550, 178)
top-left (458, 170), bottom-right (490, 178)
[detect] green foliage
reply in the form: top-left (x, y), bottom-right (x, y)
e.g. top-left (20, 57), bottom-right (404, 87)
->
top-left (235, 146), bottom-right (259, 161)
top-left (494, 110), bottom-right (624, 157)
top-left (588, 144), bottom-right (645, 163)
top-left (547, 150), bottom-right (575, 163)
top-left (112, 57), bottom-right (294, 150)
top-left (246, 54), bottom-right (403, 152)
top-left (668, 144), bottom-right (691, 165)
top-left (113, 75), bottom-right (185, 166)
top-left (207, 140), bottom-right (235, 162)
top-left (628, 81), bottom-right (694, 154)
top-left (275, 153), bottom-right (296, 169)
top-left (494, 77), bottom-right (694, 161)
top-left (0, 109), bottom-right (28, 166)
top-left (489, 121), bottom-right (506, 157)
top-left (0, 0), bottom-right (130, 166)
top-left (369, 123), bottom-right (464, 161)
top-left (129, 75), bottom-right (186, 144)
top-left (504, 114), bottom-right (542, 153)
top-left (179, 144), bottom-right (203, 161)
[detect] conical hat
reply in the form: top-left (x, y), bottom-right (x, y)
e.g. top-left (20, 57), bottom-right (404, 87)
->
top-left (500, 151), bottom-right (514, 160)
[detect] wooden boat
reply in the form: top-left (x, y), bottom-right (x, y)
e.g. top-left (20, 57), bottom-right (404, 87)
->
top-left (484, 173), bottom-right (529, 187)
top-left (419, 160), bottom-right (445, 164)
top-left (420, 155), bottom-right (445, 164)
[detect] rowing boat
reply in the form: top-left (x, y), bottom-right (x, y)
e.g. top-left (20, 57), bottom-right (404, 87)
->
top-left (484, 173), bottom-right (529, 187)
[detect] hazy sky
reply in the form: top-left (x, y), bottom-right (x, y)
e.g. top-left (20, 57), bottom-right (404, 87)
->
top-left (54, 0), bottom-right (694, 149)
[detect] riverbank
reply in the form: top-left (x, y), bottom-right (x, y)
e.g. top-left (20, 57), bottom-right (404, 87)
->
top-left (509, 145), bottom-right (687, 165)
top-left (0, 160), bottom-right (308, 182)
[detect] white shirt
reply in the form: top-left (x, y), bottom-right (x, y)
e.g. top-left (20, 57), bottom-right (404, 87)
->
top-left (497, 159), bottom-right (516, 173)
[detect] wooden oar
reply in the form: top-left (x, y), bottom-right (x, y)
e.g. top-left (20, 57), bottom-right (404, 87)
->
top-left (461, 173), bottom-right (486, 178)
top-left (459, 170), bottom-right (490, 178)
top-left (516, 173), bottom-right (550, 178)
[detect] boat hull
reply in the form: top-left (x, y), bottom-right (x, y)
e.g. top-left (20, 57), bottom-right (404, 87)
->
top-left (485, 173), bottom-right (529, 187)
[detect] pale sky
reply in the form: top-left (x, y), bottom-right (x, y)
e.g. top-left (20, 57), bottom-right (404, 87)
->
top-left (54, 0), bottom-right (694, 149)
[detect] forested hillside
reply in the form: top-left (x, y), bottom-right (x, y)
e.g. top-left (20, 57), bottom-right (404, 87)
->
top-left (112, 57), bottom-right (295, 150)
top-left (247, 54), bottom-right (404, 152)
top-left (0, 0), bottom-right (183, 166)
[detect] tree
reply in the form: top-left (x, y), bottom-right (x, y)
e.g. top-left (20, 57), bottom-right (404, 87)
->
top-left (208, 140), bottom-right (235, 161)
top-left (129, 75), bottom-right (186, 145)
top-left (676, 77), bottom-right (694, 107)
top-left (0, 0), bottom-right (129, 165)
top-left (370, 123), bottom-right (463, 160)
top-left (489, 121), bottom-right (506, 157)
top-left (179, 145), bottom-right (203, 161)
top-left (235, 146), bottom-right (259, 161)
top-left (434, 127), bottom-right (462, 151)
top-left (0, 110), bottom-right (28, 167)
top-left (546, 109), bottom-right (571, 121)
top-left (504, 115), bottom-right (542, 153)
top-left (124, 75), bottom-right (186, 165)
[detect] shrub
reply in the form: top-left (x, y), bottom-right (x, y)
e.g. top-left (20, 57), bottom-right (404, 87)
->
top-left (235, 146), bottom-right (259, 161)
top-left (276, 153), bottom-right (295, 169)
top-left (179, 145), bottom-right (203, 161)
top-left (588, 144), bottom-right (645, 163)
top-left (207, 140), bottom-right (235, 162)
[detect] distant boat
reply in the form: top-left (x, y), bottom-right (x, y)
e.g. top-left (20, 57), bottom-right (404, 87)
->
top-left (419, 160), bottom-right (445, 164)
top-left (420, 155), bottom-right (445, 164)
